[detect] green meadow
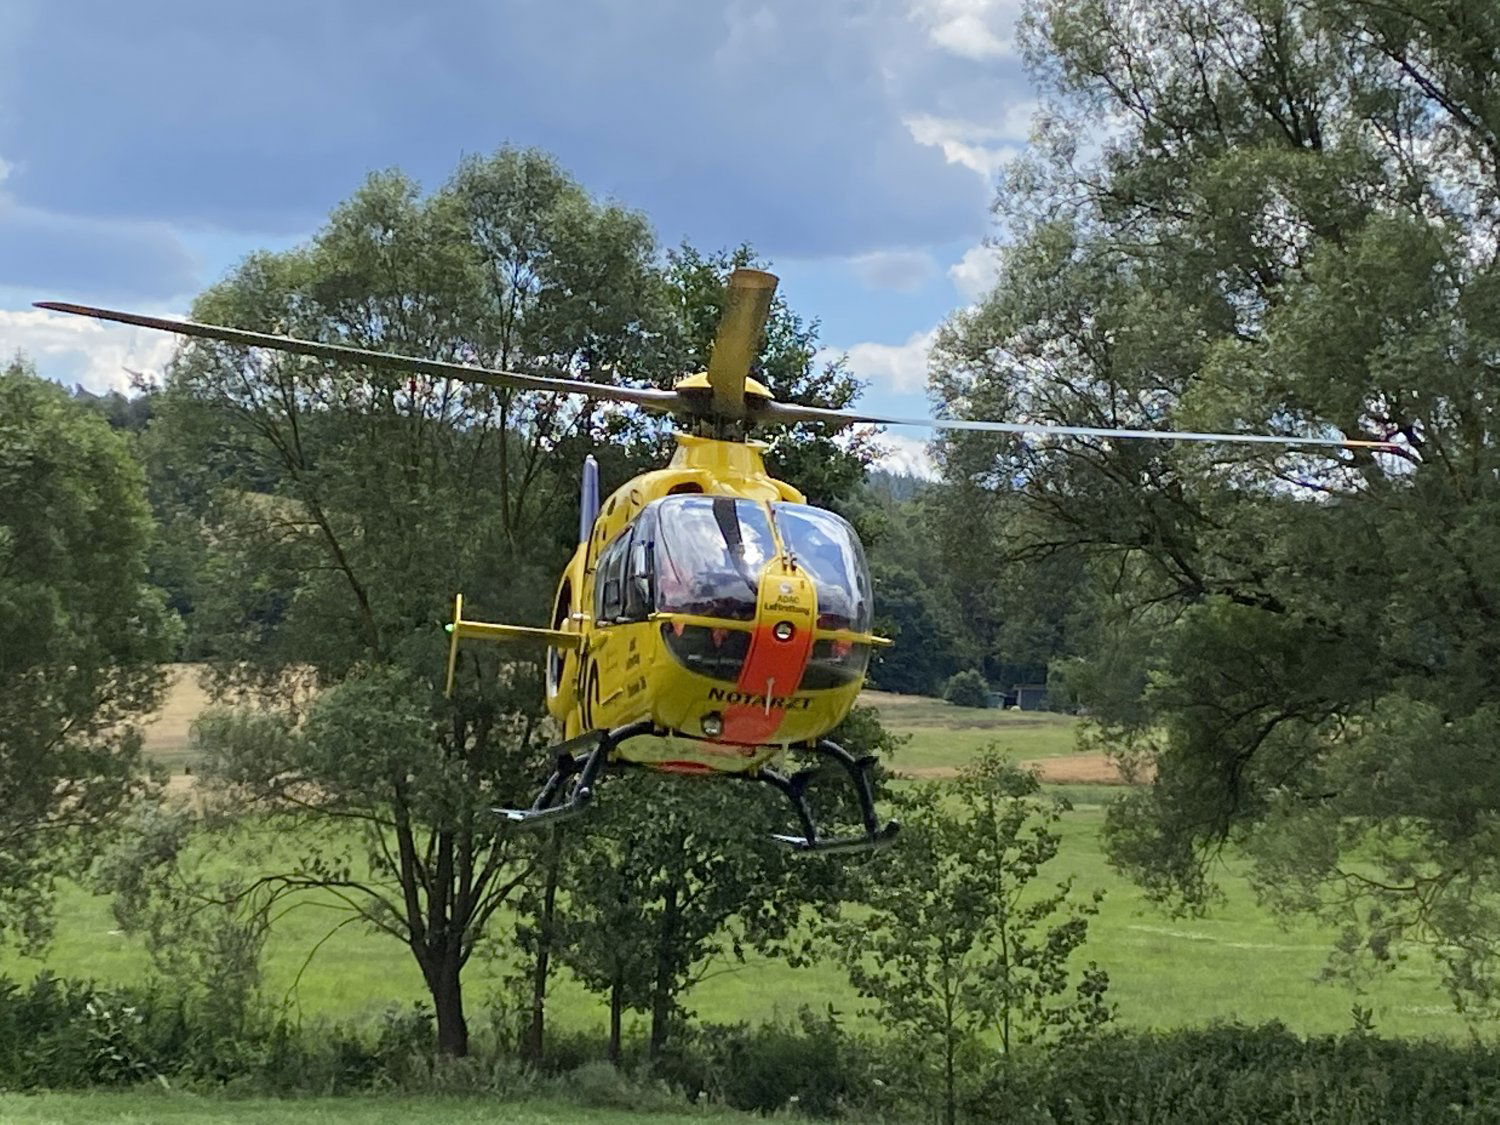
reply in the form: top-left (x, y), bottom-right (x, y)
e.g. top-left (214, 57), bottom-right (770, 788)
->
top-left (868, 691), bottom-right (1079, 772)
top-left (0, 683), bottom-right (1467, 1044)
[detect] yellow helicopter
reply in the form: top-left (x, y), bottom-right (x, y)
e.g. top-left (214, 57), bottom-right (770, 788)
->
top-left (38, 271), bottom-right (1395, 851)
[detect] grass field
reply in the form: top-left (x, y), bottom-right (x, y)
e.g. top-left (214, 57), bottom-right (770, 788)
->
top-left (0, 1093), bottom-right (750, 1124)
top-left (863, 690), bottom-right (1081, 772)
top-left (0, 670), bottom-right (1467, 1046)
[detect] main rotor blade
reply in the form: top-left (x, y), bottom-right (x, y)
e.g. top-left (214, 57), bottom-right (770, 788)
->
top-left (33, 302), bottom-right (683, 414)
top-left (705, 269), bottom-right (777, 419)
top-left (759, 401), bottom-right (1400, 451)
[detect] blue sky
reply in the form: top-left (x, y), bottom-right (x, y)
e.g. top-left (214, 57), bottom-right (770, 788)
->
top-left (0, 0), bottom-right (1032, 472)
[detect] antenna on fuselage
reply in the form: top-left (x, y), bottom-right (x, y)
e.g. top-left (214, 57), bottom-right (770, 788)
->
top-left (579, 455), bottom-right (600, 546)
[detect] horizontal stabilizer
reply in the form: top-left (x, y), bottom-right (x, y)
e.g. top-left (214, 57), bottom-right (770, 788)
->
top-left (445, 594), bottom-right (582, 697)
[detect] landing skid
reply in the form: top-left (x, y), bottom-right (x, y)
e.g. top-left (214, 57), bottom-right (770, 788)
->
top-left (494, 720), bottom-right (653, 829)
top-left (756, 738), bottom-right (901, 853)
top-left (495, 727), bottom-right (899, 853)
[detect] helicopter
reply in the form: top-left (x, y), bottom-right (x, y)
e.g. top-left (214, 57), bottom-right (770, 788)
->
top-left (37, 270), bottom-right (1396, 852)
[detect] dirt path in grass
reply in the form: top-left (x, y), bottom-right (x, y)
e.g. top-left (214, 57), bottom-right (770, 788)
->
top-left (894, 752), bottom-right (1134, 785)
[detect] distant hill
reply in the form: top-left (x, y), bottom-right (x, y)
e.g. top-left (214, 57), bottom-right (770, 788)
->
top-left (866, 467), bottom-right (929, 502)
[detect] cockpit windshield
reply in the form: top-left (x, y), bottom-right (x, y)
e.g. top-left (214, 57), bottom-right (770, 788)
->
top-left (772, 504), bottom-right (872, 632)
top-left (655, 496), bottom-right (776, 621)
top-left (647, 495), bottom-right (875, 689)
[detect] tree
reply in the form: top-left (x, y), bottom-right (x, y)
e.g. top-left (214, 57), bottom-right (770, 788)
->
top-left (0, 359), bottom-right (175, 949)
top-left (143, 147), bottom-right (662, 1057)
top-left (829, 754), bottom-right (1110, 1125)
top-left (868, 563), bottom-right (961, 696)
top-left (936, 0), bottom-right (1500, 1004)
top-left (548, 705), bottom-right (901, 1064)
top-left (556, 773), bottom-right (843, 1061)
top-left (944, 669), bottom-right (991, 710)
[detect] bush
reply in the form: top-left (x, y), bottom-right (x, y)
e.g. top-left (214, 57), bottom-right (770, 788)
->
top-left (944, 669), bottom-right (991, 709)
top-left (964, 1025), bottom-right (1500, 1124)
top-left (661, 1009), bottom-right (885, 1119)
top-left (8, 975), bottom-right (1500, 1123)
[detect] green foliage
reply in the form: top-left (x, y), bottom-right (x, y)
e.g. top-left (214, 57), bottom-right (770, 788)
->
top-left (555, 773), bottom-right (852, 1059)
top-left (931, 0), bottom-right (1500, 1008)
top-left (828, 754), bottom-right (1111, 1124)
top-left (0, 360), bottom-right (176, 950)
top-left (89, 802), bottom-right (273, 1051)
top-left (943, 669), bottom-right (991, 709)
top-left (660, 1008), bottom-right (881, 1119)
top-left (967, 1024), bottom-right (1500, 1124)
top-left (868, 564), bottom-right (960, 695)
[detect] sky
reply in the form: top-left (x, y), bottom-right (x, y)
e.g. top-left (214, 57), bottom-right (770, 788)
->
top-left (0, 0), bottom-right (1033, 475)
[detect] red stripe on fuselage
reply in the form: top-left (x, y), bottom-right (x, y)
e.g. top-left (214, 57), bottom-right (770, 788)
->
top-left (720, 616), bottom-right (813, 744)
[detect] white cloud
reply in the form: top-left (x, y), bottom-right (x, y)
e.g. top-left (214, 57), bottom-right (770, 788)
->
top-left (823, 327), bottom-right (937, 394)
top-left (1, 306), bottom-right (180, 394)
top-left (903, 107), bottom-right (1032, 180)
top-left (850, 248), bottom-right (938, 292)
top-left (909, 0), bottom-right (1024, 60)
top-left (948, 242), bottom-right (1001, 302)
top-left (870, 431), bottom-right (937, 479)
top-left (0, 156), bottom-right (11, 185)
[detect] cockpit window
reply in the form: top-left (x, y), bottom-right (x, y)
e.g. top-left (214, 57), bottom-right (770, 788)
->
top-left (772, 504), bottom-right (872, 632)
top-left (655, 496), bottom-right (776, 621)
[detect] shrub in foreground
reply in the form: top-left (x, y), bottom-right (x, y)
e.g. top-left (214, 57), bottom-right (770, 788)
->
top-left (7, 976), bottom-right (1500, 1123)
top-left (966, 1025), bottom-right (1500, 1124)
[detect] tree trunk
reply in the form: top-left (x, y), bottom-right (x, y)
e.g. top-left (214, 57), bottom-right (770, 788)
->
top-left (944, 1033), bottom-right (956, 1125)
top-left (649, 882), bottom-right (678, 1058)
top-left (431, 953), bottom-right (469, 1057)
top-left (525, 838), bottom-right (562, 1064)
top-left (609, 972), bottom-right (624, 1067)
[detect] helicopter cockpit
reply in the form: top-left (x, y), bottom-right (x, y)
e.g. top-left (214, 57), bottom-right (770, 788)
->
top-left (592, 495), bottom-right (873, 690)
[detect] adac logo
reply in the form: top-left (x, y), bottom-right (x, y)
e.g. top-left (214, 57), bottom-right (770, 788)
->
top-left (778, 581), bottom-right (794, 596)
top-left (706, 687), bottom-right (812, 710)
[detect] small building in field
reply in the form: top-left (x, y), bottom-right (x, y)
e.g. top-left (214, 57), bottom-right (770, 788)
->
top-left (1013, 683), bottom-right (1049, 711)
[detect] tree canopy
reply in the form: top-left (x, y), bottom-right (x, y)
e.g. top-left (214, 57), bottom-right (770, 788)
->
top-left (0, 359), bottom-right (175, 949)
top-left (933, 0), bottom-right (1500, 1002)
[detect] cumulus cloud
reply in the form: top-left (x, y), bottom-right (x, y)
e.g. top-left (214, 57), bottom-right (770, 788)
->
top-left (903, 110), bottom-right (1030, 180)
top-left (909, 0), bottom-right (1024, 60)
top-left (850, 249), bottom-right (938, 292)
top-left (948, 242), bottom-right (1001, 301)
top-left (824, 327), bottom-right (937, 394)
top-left (870, 430), bottom-right (937, 478)
top-left (1, 306), bottom-right (180, 394)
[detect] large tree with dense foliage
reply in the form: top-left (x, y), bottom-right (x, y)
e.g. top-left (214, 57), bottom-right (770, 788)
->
top-left (934, 0), bottom-right (1500, 1005)
top-left (0, 359), bottom-right (174, 949)
top-left (138, 148), bottom-right (663, 1057)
